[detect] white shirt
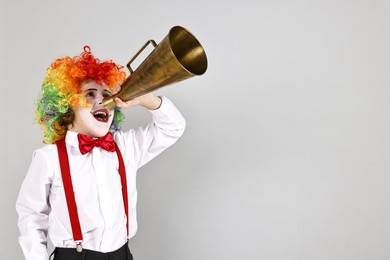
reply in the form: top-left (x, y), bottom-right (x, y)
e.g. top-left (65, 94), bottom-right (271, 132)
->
top-left (16, 97), bottom-right (186, 260)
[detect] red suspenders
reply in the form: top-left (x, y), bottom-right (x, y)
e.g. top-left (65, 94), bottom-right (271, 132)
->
top-left (56, 138), bottom-right (129, 252)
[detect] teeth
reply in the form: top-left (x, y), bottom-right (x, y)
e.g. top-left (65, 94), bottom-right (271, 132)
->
top-left (94, 111), bottom-right (107, 116)
top-left (93, 111), bottom-right (108, 117)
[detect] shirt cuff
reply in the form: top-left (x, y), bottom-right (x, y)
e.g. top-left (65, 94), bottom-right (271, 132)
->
top-left (149, 96), bottom-right (174, 117)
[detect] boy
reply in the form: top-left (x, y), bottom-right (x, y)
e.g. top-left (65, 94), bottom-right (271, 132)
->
top-left (16, 46), bottom-right (186, 260)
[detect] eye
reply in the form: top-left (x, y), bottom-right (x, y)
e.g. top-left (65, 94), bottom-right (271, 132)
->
top-left (86, 91), bottom-right (95, 98)
top-left (103, 92), bottom-right (112, 98)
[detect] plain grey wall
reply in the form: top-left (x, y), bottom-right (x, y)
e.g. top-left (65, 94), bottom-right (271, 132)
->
top-left (1, 0), bottom-right (390, 259)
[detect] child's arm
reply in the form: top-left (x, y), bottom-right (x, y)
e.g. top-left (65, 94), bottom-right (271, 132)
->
top-left (16, 150), bottom-right (53, 260)
top-left (114, 93), bottom-right (186, 169)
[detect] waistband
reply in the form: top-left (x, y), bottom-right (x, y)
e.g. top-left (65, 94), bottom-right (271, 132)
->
top-left (51, 242), bottom-right (132, 260)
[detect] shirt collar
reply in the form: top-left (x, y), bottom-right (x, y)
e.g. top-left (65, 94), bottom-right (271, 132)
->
top-left (65, 130), bottom-right (80, 149)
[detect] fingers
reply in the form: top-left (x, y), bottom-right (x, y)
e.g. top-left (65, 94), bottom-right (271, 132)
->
top-left (113, 93), bottom-right (159, 109)
top-left (114, 97), bottom-right (138, 109)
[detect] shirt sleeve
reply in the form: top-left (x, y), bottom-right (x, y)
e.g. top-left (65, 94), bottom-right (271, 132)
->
top-left (16, 149), bottom-right (53, 260)
top-left (118, 96), bottom-right (186, 168)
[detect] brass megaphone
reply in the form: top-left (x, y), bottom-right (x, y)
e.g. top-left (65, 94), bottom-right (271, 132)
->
top-left (102, 26), bottom-right (208, 110)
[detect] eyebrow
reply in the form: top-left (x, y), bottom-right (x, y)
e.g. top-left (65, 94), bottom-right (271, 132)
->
top-left (85, 88), bottom-right (97, 92)
top-left (84, 88), bottom-right (112, 94)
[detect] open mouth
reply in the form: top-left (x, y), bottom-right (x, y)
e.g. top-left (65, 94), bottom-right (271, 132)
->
top-left (91, 108), bottom-right (111, 123)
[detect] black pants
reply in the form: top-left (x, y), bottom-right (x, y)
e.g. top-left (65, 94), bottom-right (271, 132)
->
top-left (50, 242), bottom-right (133, 260)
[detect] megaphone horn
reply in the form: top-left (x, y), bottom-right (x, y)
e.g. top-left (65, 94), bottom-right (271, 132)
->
top-left (102, 26), bottom-right (208, 110)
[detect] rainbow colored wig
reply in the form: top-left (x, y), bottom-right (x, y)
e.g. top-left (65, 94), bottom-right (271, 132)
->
top-left (35, 46), bottom-right (127, 144)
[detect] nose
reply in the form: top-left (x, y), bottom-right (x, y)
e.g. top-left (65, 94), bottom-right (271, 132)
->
top-left (96, 93), bottom-right (104, 103)
top-left (90, 92), bottom-right (108, 111)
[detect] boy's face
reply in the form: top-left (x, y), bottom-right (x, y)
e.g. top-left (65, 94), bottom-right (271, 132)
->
top-left (69, 81), bottom-right (114, 138)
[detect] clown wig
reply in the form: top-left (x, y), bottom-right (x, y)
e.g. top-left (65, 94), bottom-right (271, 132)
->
top-left (35, 46), bottom-right (127, 143)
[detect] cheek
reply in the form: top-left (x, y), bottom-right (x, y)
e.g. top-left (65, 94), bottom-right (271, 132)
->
top-left (85, 96), bottom-right (96, 105)
top-left (81, 97), bottom-right (94, 107)
top-left (75, 107), bottom-right (93, 122)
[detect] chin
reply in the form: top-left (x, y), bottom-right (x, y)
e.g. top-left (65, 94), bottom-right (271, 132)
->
top-left (88, 127), bottom-right (111, 138)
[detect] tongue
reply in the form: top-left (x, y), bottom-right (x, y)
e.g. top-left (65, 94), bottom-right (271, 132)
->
top-left (94, 116), bottom-right (106, 122)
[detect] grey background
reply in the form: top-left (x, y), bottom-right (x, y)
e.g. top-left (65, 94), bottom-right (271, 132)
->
top-left (1, 0), bottom-right (390, 259)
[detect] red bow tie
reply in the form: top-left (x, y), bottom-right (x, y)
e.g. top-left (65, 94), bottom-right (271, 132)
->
top-left (78, 133), bottom-right (116, 155)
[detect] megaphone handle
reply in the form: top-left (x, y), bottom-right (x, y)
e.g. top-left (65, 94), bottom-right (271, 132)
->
top-left (126, 40), bottom-right (157, 74)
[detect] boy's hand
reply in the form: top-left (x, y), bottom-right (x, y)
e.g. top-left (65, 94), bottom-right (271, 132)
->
top-left (114, 93), bottom-right (162, 110)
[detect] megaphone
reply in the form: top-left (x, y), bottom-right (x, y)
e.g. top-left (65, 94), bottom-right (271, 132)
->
top-left (102, 26), bottom-right (208, 110)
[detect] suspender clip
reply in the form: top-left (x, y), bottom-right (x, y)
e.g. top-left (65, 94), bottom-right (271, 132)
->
top-left (76, 242), bottom-right (83, 253)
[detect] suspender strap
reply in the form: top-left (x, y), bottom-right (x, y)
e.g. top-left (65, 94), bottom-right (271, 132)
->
top-left (115, 143), bottom-right (129, 235)
top-left (55, 138), bottom-right (129, 248)
top-left (56, 139), bottom-right (83, 242)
